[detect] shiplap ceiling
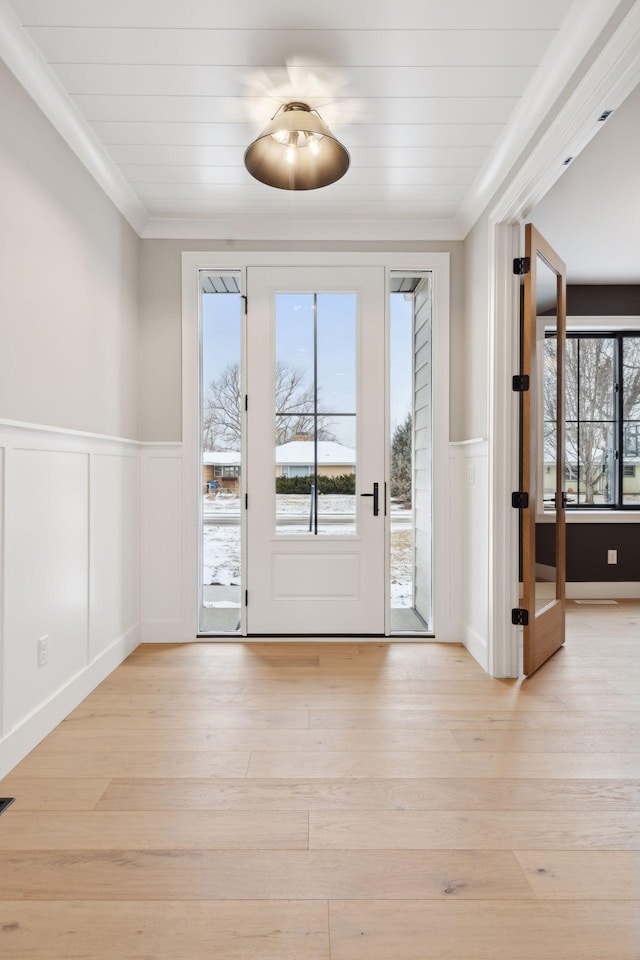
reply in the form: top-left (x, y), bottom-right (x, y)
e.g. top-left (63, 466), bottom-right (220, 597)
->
top-left (3, 0), bottom-right (599, 238)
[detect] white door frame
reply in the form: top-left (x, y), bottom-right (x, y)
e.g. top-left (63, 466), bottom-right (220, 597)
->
top-left (181, 251), bottom-right (454, 641)
top-left (487, 6), bottom-right (640, 676)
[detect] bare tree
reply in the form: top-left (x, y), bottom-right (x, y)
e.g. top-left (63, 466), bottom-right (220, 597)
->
top-left (203, 362), bottom-right (336, 450)
top-left (390, 412), bottom-right (412, 507)
top-left (544, 337), bottom-right (640, 504)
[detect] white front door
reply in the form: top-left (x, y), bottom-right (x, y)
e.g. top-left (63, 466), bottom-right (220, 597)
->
top-left (246, 266), bottom-right (386, 634)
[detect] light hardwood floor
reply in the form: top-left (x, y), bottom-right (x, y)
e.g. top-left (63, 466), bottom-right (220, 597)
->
top-left (0, 601), bottom-right (639, 959)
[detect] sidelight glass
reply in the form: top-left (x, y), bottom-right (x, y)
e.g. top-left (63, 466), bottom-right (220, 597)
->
top-left (274, 292), bottom-right (357, 536)
top-left (389, 272), bottom-right (432, 633)
top-left (199, 271), bottom-right (243, 634)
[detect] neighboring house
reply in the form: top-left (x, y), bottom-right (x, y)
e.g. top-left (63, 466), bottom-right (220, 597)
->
top-left (276, 440), bottom-right (355, 479)
top-left (203, 440), bottom-right (355, 491)
top-left (203, 451), bottom-right (241, 492)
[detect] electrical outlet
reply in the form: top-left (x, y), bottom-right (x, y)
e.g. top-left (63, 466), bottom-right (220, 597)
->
top-left (607, 549), bottom-right (618, 565)
top-left (37, 635), bottom-right (48, 668)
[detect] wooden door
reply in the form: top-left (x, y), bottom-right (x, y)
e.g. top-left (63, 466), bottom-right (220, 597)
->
top-left (522, 224), bottom-right (567, 675)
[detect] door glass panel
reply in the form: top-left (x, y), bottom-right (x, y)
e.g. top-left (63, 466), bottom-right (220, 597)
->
top-left (275, 291), bottom-right (357, 536)
top-left (389, 273), bottom-right (432, 632)
top-left (317, 294), bottom-right (357, 414)
top-left (200, 271), bottom-right (243, 633)
top-left (537, 254), bottom-right (559, 613)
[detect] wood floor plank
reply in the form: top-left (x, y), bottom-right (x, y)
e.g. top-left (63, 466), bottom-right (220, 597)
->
top-left (452, 728), bottom-right (640, 753)
top-left (0, 900), bottom-right (330, 959)
top-left (309, 695), bottom-right (571, 730)
top-left (10, 751), bottom-right (250, 779)
top-left (0, 779), bottom-right (110, 811)
top-left (607, 679), bottom-right (640, 694)
top-left (64, 705), bottom-right (310, 729)
top-left (247, 751), bottom-right (640, 779)
top-left (79, 688), bottom-right (567, 710)
top-left (557, 695), bottom-right (640, 712)
top-left (309, 810), bottom-right (640, 850)
top-left (83, 676), bottom-right (544, 711)
top-left (96, 677), bottom-right (246, 696)
top-left (37, 728), bottom-right (460, 754)
top-left (328, 900), bottom-right (640, 960)
top-left (0, 850), bottom-right (534, 900)
top-left (96, 777), bottom-right (640, 812)
top-left (0, 811), bottom-right (308, 850)
top-left (514, 850), bottom-right (640, 899)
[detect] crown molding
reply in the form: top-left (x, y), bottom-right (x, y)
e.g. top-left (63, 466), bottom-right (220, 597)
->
top-left (456, 0), bottom-right (636, 236)
top-left (0, 0), bottom-right (149, 235)
top-left (141, 216), bottom-right (464, 241)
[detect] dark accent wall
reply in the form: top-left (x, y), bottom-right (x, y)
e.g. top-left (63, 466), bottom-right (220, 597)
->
top-left (567, 285), bottom-right (640, 316)
top-left (536, 523), bottom-right (640, 581)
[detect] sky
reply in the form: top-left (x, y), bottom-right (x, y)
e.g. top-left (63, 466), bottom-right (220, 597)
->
top-left (202, 283), bottom-right (415, 447)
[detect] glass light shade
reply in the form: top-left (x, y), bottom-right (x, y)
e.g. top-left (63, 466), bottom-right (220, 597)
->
top-left (244, 102), bottom-right (350, 190)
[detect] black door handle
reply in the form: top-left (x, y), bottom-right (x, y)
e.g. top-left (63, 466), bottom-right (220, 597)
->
top-left (360, 482), bottom-right (379, 516)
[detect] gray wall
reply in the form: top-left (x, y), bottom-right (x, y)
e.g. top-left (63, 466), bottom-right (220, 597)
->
top-left (138, 239), bottom-right (465, 442)
top-left (0, 62), bottom-right (140, 439)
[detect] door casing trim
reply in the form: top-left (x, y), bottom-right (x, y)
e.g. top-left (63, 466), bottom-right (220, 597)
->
top-left (182, 252), bottom-right (452, 641)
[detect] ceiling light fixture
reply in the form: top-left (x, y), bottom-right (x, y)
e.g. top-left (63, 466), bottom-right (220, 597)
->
top-left (244, 102), bottom-right (350, 190)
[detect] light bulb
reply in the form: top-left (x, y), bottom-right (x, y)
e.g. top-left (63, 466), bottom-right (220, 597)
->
top-left (306, 133), bottom-right (320, 156)
top-left (272, 129), bottom-right (288, 144)
top-left (286, 144), bottom-right (296, 165)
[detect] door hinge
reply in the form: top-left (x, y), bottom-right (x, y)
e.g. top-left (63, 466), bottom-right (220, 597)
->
top-left (513, 257), bottom-right (530, 275)
top-left (241, 294), bottom-right (247, 314)
top-left (245, 590), bottom-right (248, 607)
top-left (245, 493), bottom-right (248, 509)
top-left (244, 394), bottom-right (248, 411)
top-left (511, 607), bottom-right (529, 626)
top-left (511, 491), bottom-right (529, 509)
top-left (512, 374), bottom-right (530, 392)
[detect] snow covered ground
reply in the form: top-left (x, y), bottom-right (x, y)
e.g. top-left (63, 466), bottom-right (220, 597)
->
top-left (203, 493), bottom-right (414, 606)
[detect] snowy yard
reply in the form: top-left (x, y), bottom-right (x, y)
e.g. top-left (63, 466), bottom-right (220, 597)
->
top-left (203, 492), bottom-right (414, 606)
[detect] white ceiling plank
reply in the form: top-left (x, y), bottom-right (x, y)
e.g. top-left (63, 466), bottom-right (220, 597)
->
top-left (118, 165), bottom-right (482, 186)
top-left (141, 197), bottom-right (461, 218)
top-left (52, 63), bottom-right (536, 100)
top-left (90, 121), bottom-right (506, 149)
top-left (12, 0), bottom-right (575, 31)
top-left (141, 217), bottom-right (464, 242)
top-left (132, 182), bottom-right (469, 202)
top-left (109, 144), bottom-right (492, 167)
top-left (74, 94), bottom-right (520, 125)
top-left (27, 27), bottom-right (556, 68)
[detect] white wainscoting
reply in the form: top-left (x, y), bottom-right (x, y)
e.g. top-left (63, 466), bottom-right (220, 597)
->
top-left (140, 443), bottom-right (185, 643)
top-left (449, 440), bottom-right (490, 672)
top-left (0, 421), bottom-right (142, 779)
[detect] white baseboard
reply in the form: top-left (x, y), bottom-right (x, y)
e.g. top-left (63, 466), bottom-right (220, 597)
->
top-left (0, 624), bottom-right (140, 780)
top-left (566, 582), bottom-right (640, 599)
top-left (141, 619), bottom-right (187, 643)
top-left (462, 623), bottom-right (489, 672)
